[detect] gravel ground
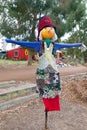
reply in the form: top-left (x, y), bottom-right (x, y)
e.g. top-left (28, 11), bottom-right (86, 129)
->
top-left (0, 63), bottom-right (87, 130)
top-left (0, 96), bottom-right (87, 130)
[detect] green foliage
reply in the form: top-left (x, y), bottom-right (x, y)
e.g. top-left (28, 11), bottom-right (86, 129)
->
top-left (0, 0), bottom-right (55, 41)
top-left (63, 29), bottom-right (87, 63)
top-left (0, 0), bottom-right (87, 62)
top-left (0, 0), bottom-right (86, 40)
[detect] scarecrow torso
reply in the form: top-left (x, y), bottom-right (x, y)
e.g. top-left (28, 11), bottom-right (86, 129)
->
top-left (38, 42), bottom-right (58, 71)
top-left (36, 42), bottom-right (61, 98)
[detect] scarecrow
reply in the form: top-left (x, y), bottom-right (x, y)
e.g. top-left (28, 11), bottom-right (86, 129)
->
top-left (5, 16), bottom-right (86, 129)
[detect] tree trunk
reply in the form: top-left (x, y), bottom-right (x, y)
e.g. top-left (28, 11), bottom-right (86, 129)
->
top-left (27, 49), bottom-right (32, 65)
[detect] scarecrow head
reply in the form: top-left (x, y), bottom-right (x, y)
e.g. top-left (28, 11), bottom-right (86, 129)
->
top-left (37, 16), bottom-right (58, 42)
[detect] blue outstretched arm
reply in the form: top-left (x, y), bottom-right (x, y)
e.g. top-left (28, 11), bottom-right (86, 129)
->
top-left (54, 43), bottom-right (82, 51)
top-left (5, 39), bottom-right (41, 52)
top-left (5, 39), bottom-right (83, 52)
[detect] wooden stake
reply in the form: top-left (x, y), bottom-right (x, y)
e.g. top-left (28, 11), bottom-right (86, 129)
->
top-left (45, 109), bottom-right (48, 129)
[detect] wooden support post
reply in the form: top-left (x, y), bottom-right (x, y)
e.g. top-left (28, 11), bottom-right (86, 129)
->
top-left (45, 109), bottom-right (48, 129)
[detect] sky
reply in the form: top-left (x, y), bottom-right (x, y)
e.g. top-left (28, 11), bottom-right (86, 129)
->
top-left (0, 37), bottom-right (19, 51)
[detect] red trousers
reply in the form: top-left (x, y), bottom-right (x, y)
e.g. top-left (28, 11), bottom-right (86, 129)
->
top-left (42, 96), bottom-right (60, 111)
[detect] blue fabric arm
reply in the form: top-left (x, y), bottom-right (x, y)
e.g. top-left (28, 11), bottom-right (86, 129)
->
top-left (54, 43), bottom-right (83, 51)
top-left (5, 39), bottom-right (83, 52)
top-left (5, 39), bottom-right (41, 52)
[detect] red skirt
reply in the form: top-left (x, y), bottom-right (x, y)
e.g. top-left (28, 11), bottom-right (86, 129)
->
top-left (42, 96), bottom-right (60, 112)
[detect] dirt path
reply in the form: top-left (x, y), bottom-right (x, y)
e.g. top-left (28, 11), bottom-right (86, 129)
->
top-left (0, 98), bottom-right (87, 130)
top-left (0, 63), bottom-right (87, 82)
top-left (0, 63), bottom-right (87, 130)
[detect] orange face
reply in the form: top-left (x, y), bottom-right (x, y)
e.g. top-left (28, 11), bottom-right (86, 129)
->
top-left (41, 27), bottom-right (55, 39)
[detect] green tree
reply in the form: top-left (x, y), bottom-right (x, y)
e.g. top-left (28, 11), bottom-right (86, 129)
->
top-left (0, 0), bottom-right (87, 63)
top-left (1, 0), bottom-right (86, 40)
top-left (0, 0), bottom-right (55, 64)
top-left (51, 0), bottom-right (86, 38)
top-left (0, 0), bottom-right (54, 40)
top-left (61, 0), bottom-right (87, 63)
top-left (51, 0), bottom-right (87, 63)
